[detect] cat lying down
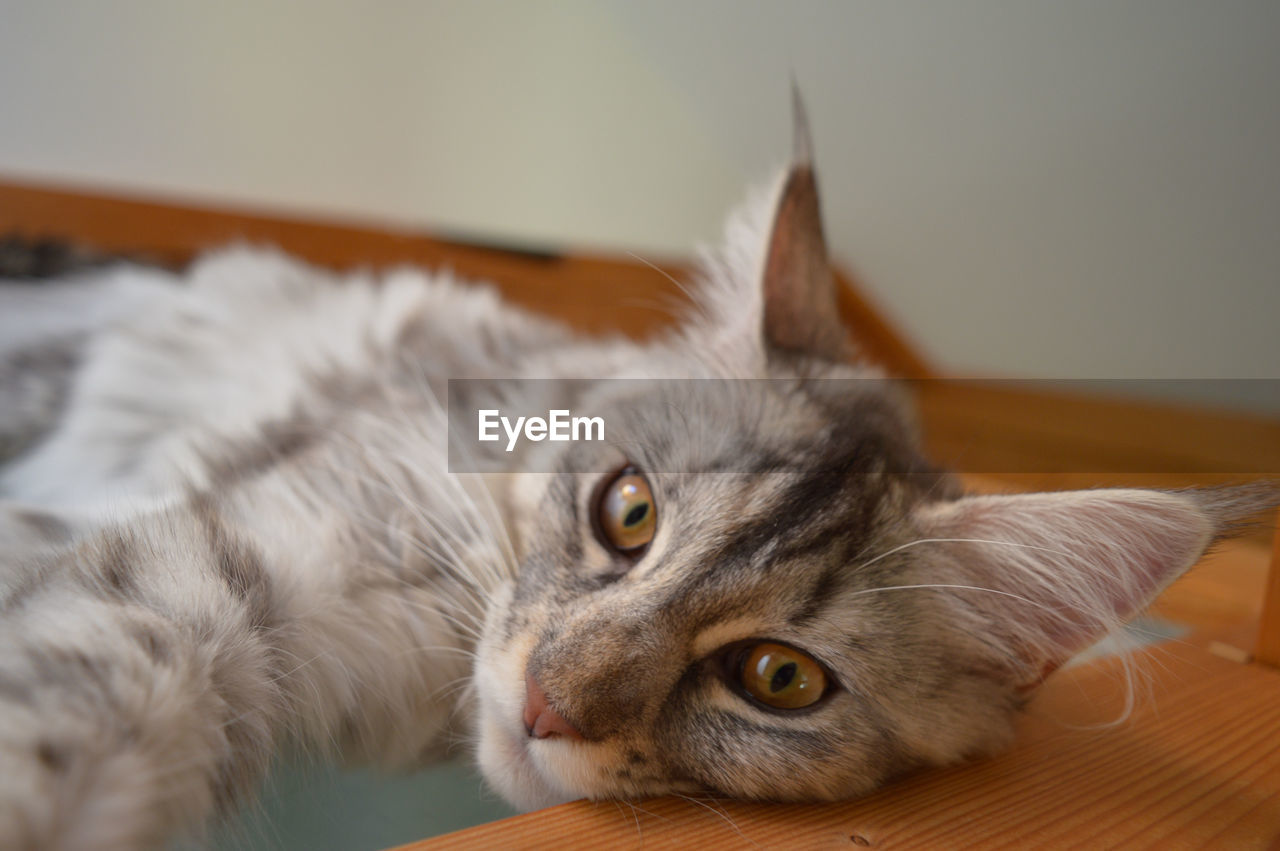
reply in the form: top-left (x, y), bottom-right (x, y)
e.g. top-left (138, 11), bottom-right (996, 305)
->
top-left (0, 104), bottom-right (1276, 849)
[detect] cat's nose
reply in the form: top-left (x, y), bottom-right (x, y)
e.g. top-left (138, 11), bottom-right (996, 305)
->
top-left (523, 674), bottom-right (583, 740)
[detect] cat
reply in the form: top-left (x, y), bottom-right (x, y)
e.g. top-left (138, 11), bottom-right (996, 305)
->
top-left (0, 104), bottom-right (1276, 850)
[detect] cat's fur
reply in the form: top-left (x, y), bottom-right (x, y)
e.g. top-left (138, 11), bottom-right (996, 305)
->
top-left (0, 118), bottom-right (1276, 849)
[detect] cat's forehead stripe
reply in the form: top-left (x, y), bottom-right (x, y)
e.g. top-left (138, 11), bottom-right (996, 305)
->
top-left (684, 467), bottom-right (886, 579)
top-left (787, 561), bottom-right (844, 626)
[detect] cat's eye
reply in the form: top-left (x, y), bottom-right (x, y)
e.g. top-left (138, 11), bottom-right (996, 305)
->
top-left (594, 467), bottom-right (657, 555)
top-left (737, 642), bottom-right (827, 710)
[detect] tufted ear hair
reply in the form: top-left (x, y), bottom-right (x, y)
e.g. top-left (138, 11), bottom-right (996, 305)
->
top-left (916, 485), bottom-right (1279, 688)
top-left (760, 88), bottom-right (853, 362)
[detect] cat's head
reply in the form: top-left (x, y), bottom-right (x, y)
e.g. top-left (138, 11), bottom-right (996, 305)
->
top-left (471, 108), bottom-right (1277, 809)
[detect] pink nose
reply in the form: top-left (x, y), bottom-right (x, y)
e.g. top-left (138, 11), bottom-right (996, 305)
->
top-left (523, 674), bottom-right (583, 740)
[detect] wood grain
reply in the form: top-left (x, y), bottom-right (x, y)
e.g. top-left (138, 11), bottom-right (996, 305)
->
top-left (914, 380), bottom-right (1280, 480)
top-left (1257, 528), bottom-right (1280, 667)
top-left (398, 641), bottom-right (1280, 850)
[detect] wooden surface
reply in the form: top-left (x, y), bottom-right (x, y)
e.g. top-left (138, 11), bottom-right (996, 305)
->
top-left (1258, 528), bottom-right (1280, 667)
top-left (4, 175), bottom-right (1278, 849)
top-left (915, 380), bottom-right (1280, 482)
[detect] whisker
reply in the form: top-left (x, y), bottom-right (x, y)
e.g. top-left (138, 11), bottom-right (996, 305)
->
top-left (674, 794), bottom-right (762, 849)
top-left (847, 582), bottom-right (1054, 612)
top-left (855, 536), bottom-right (1077, 571)
top-left (626, 252), bottom-right (708, 323)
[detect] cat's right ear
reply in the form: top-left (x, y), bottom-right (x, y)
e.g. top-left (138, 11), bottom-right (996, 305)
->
top-left (758, 88), bottom-right (853, 362)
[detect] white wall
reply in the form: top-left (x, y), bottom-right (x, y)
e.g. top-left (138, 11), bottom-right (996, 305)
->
top-left (1, 1), bottom-right (1276, 408)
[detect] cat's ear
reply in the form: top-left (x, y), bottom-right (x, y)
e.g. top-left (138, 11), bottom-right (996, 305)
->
top-left (759, 89), bottom-right (853, 362)
top-left (916, 486), bottom-right (1277, 687)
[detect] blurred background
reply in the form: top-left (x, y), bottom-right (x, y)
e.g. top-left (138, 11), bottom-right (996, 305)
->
top-left (1, 1), bottom-right (1277, 410)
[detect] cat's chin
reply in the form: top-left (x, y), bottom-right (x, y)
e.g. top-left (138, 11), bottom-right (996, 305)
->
top-left (475, 716), bottom-right (579, 811)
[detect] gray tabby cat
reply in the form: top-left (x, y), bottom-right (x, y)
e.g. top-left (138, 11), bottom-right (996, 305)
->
top-left (0, 109), bottom-right (1275, 849)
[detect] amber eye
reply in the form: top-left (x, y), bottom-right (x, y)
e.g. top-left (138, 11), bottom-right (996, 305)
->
top-left (738, 642), bottom-right (827, 710)
top-left (595, 468), bottom-right (657, 554)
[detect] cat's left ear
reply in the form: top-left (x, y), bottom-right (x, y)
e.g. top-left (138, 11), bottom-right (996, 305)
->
top-left (916, 485), bottom-right (1278, 688)
top-left (760, 89), bottom-right (853, 362)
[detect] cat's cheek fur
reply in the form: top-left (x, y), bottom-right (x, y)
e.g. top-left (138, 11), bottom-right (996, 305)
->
top-left (474, 718), bottom-right (575, 812)
top-left (473, 585), bottom-right (576, 810)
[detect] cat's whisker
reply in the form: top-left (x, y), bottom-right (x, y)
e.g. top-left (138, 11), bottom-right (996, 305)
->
top-left (268, 649), bottom-right (331, 683)
top-left (406, 369), bottom-right (517, 562)
top-left (396, 644), bottom-right (477, 660)
top-left (854, 536), bottom-right (1078, 572)
top-left (673, 794), bottom-right (762, 849)
top-left (625, 252), bottom-right (709, 324)
top-left (376, 365), bottom-right (519, 585)
top-left (382, 456), bottom-right (511, 593)
top-left (392, 639), bottom-right (478, 671)
top-left (617, 798), bottom-right (673, 824)
top-left (847, 582), bottom-right (1056, 612)
top-left (374, 588), bottom-right (485, 642)
top-left (449, 468), bottom-right (519, 583)
top-left (373, 537), bottom-right (491, 624)
top-left (610, 800), bottom-right (646, 841)
top-left (376, 537), bottom-right (491, 614)
top-left (616, 293), bottom-right (685, 321)
top-left (335, 457), bottom-right (496, 602)
top-left (423, 599), bottom-right (486, 636)
top-left (418, 605), bottom-right (485, 641)
top-left (437, 677), bottom-right (479, 709)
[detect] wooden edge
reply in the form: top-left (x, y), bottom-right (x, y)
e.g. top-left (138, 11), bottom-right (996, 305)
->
top-left (833, 268), bottom-right (933, 377)
top-left (913, 379), bottom-right (1280, 482)
top-left (0, 175), bottom-right (932, 377)
top-left (1256, 526), bottom-right (1280, 667)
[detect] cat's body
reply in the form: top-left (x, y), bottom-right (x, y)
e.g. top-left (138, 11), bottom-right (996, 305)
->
top-left (1, 126), bottom-right (1275, 849)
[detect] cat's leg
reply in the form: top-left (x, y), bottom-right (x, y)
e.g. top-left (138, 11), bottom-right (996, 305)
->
top-left (0, 486), bottom-right (476, 850)
top-left (0, 502), bottom-right (285, 850)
